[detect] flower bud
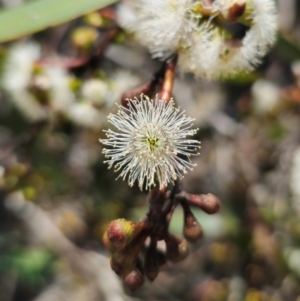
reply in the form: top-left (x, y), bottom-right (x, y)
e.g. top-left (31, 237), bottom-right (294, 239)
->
top-left (183, 208), bottom-right (203, 242)
top-left (187, 193), bottom-right (220, 214)
top-left (124, 268), bottom-right (144, 291)
top-left (105, 219), bottom-right (136, 251)
top-left (71, 26), bottom-right (98, 50)
top-left (165, 235), bottom-right (189, 263)
top-left (84, 12), bottom-right (103, 27)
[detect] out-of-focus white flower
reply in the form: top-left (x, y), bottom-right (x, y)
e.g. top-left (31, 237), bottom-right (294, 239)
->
top-left (2, 42), bottom-right (40, 90)
top-left (68, 102), bottom-right (106, 130)
top-left (117, 0), bottom-right (277, 80)
top-left (45, 67), bottom-right (75, 112)
top-left (100, 95), bottom-right (200, 190)
top-left (117, 0), bottom-right (197, 58)
top-left (116, 0), bottom-right (139, 33)
top-left (248, 0), bottom-right (277, 49)
top-left (8, 90), bottom-right (48, 122)
top-left (2, 42), bottom-right (50, 122)
top-left (252, 79), bottom-right (280, 114)
top-left (135, 0), bottom-right (198, 58)
top-left (81, 79), bottom-right (108, 107)
top-left (108, 70), bottom-right (141, 105)
top-left (179, 0), bottom-right (277, 79)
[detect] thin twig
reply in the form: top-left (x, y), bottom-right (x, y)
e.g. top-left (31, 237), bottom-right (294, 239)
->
top-left (158, 55), bottom-right (178, 102)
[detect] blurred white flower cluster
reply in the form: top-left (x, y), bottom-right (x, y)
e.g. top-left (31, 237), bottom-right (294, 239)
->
top-left (117, 0), bottom-right (277, 79)
top-left (1, 42), bottom-right (141, 128)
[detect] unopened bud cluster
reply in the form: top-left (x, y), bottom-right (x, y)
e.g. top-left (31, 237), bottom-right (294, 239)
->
top-left (103, 190), bottom-right (220, 290)
top-left (117, 0), bottom-right (277, 79)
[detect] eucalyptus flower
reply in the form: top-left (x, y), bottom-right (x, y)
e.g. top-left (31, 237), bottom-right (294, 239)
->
top-left (117, 0), bottom-right (277, 80)
top-left (100, 95), bottom-right (200, 190)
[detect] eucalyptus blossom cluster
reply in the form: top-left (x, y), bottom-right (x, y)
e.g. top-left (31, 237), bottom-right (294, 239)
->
top-left (117, 0), bottom-right (277, 79)
top-left (2, 42), bottom-right (141, 128)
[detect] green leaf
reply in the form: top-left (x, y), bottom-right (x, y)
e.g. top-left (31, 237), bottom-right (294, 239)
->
top-left (0, 0), bottom-right (119, 43)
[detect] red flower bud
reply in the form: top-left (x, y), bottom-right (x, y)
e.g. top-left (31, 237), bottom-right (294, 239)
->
top-left (105, 219), bottom-right (136, 251)
top-left (183, 206), bottom-right (203, 242)
top-left (185, 193), bottom-right (220, 214)
top-left (124, 268), bottom-right (144, 291)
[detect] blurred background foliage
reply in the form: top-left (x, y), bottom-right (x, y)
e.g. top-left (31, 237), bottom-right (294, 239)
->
top-left (1, 0), bottom-right (300, 301)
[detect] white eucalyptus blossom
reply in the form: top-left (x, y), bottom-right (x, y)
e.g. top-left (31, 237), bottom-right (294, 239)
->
top-left (46, 67), bottom-right (76, 112)
top-left (2, 42), bottom-right (40, 90)
top-left (248, 0), bottom-right (277, 48)
top-left (179, 0), bottom-right (277, 79)
top-left (251, 79), bottom-right (280, 114)
top-left (117, 0), bottom-right (199, 58)
top-left (100, 95), bottom-right (200, 190)
top-left (107, 70), bottom-right (142, 105)
top-left (68, 102), bottom-right (106, 130)
top-left (81, 79), bottom-right (108, 107)
top-left (2, 42), bottom-right (49, 122)
top-left (117, 0), bottom-right (277, 80)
